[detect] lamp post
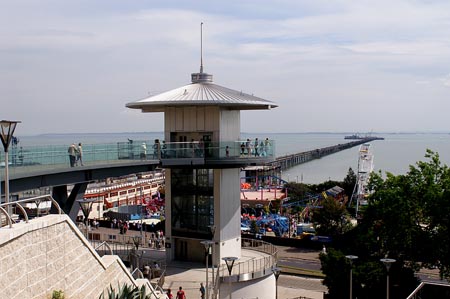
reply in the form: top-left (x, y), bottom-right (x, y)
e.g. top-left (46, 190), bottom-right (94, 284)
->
top-left (345, 255), bottom-right (358, 299)
top-left (272, 267), bottom-right (281, 299)
top-left (222, 257), bottom-right (238, 299)
top-left (208, 225), bottom-right (216, 299)
top-left (0, 120), bottom-right (20, 216)
top-left (380, 258), bottom-right (396, 299)
top-left (76, 198), bottom-right (97, 239)
top-left (133, 235), bottom-right (142, 271)
top-left (201, 240), bottom-right (214, 299)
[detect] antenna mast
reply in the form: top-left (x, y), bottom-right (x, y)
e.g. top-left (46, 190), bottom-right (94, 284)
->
top-left (200, 22), bottom-right (204, 73)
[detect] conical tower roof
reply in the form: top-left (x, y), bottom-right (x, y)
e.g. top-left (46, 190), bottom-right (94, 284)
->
top-left (126, 71), bottom-right (278, 112)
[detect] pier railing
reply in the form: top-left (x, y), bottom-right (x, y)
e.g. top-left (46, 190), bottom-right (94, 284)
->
top-left (219, 238), bottom-right (278, 282)
top-left (267, 137), bottom-right (379, 171)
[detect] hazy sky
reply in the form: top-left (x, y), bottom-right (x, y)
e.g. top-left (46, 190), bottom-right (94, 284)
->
top-left (2, 0), bottom-right (450, 135)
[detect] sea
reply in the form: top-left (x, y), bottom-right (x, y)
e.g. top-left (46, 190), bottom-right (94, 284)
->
top-left (16, 132), bottom-right (450, 184)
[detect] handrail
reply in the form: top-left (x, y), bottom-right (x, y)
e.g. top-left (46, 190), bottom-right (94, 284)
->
top-left (94, 241), bottom-right (114, 255)
top-left (131, 268), bottom-right (144, 279)
top-left (0, 194), bottom-right (62, 228)
top-left (219, 238), bottom-right (278, 279)
top-left (406, 281), bottom-right (450, 299)
top-left (0, 206), bottom-right (13, 228)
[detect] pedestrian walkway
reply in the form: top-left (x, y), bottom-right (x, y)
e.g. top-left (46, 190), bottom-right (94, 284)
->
top-left (88, 226), bottom-right (327, 298)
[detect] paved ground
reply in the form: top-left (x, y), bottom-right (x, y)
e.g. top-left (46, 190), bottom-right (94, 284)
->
top-left (91, 227), bottom-right (327, 298)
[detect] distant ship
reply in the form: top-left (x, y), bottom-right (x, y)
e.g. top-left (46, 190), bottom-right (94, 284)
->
top-left (344, 134), bottom-right (384, 140)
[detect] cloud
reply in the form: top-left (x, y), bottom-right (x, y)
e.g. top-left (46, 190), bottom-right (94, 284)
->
top-left (2, 1), bottom-right (450, 135)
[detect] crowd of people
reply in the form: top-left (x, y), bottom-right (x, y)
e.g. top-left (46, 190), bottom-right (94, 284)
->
top-left (240, 137), bottom-right (271, 157)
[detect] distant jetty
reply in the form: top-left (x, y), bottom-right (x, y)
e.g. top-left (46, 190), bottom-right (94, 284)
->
top-left (344, 134), bottom-right (384, 140)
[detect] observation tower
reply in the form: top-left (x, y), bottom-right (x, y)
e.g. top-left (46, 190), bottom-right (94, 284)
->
top-left (126, 35), bottom-right (279, 298)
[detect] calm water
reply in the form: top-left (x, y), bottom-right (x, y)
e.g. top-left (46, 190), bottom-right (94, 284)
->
top-left (17, 132), bottom-right (450, 184)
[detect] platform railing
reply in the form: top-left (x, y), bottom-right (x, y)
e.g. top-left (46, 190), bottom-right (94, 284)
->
top-left (2, 139), bottom-right (275, 178)
top-left (219, 238), bottom-right (278, 278)
top-left (160, 140), bottom-right (275, 160)
top-left (0, 194), bottom-right (62, 228)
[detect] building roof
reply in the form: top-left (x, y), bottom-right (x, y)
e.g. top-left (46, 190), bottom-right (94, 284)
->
top-left (126, 72), bottom-right (278, 112)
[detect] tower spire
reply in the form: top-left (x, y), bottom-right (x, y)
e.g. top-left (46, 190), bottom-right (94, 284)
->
top-left (191, 22), bottom-right (212, 83)
top-left (200, 22), bottom-right (204, 73)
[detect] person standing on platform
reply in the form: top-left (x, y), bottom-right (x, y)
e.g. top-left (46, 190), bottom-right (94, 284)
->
top-left (141, 142), bottom-right (147, 160)
top-left (68, 143), bottom-right (77, 167)
top-left (77, 142), bottom-right (84, 166)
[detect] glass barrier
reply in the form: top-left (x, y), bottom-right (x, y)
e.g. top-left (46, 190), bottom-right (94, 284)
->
top-left (1, 140), bottom-right (275, 177)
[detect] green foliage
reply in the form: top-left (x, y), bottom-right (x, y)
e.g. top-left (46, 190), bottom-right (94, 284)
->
top-left (320, 150), bottom-right (449, 298)
top-left (52, 290), bottom-right (65, 299)
top-left (99, 284), bottom-right (151, 299)
top-left (250, 220), bottom-right (259, 234)
top-left (284, 182), bottom-right (310, 200)
top-left (342, 167), bottom-right (356, 197)
top-left (311, 197), bottom-right (351, 237)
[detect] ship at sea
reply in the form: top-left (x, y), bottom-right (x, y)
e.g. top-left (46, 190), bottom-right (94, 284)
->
top-left (344, 133), bottom-right (385, 140)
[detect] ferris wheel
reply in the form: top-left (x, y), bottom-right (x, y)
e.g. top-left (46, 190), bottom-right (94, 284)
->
top-left (350, 143), bottom-right (374, 217)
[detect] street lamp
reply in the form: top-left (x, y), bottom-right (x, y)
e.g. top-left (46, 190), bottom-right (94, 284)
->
top-left (272, 267), bottom-right (281, 299)
top-left (345, 255), bottom-right (358, 299)
top-left (222, 256), bottom-right (238, 299)
top-left (201, 240), bottom-right (214, 299)
top-left (208, 225), bottom-right (217, 299)
top-left (76, 198), bottom-right (97, 239)
top-left (380, 258), bottom-right (396, 299)
top-left (0, 120), bottom-right (20, 216)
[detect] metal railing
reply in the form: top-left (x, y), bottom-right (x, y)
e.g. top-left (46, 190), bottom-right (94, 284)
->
top-left (159, 140), bottom-right (275, 160)
top-left (219, 238), bottom-right (278, 278)
top-left (94, 241), bottom-right (114, 255)
top-left (3, 139), bottom-right (275, 178)
top-left (0, 194), bottom-right (62, 228)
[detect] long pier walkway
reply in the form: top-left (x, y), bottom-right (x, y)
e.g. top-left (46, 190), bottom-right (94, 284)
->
top-left (267, 137), bottom-right (380, 171)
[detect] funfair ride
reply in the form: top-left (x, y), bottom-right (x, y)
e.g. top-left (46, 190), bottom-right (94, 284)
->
top-left (350, 143), bottom-right (374, 217)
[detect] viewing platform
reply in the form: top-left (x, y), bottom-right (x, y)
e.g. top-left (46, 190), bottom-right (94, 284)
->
top-left (1, 140), bottom-right (276, 181)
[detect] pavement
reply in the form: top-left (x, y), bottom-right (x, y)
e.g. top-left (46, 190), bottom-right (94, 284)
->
top-left (89, 226), bottom-right (328, 299)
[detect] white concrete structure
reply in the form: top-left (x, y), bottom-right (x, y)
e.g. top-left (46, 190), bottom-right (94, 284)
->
top-left (127, 63), bottom-right (279, 298)
top-left (0, 214), bottom-right (163, 299)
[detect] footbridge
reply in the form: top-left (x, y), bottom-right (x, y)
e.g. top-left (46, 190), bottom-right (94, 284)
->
top-left (1, 138), bottom-right (379, 215)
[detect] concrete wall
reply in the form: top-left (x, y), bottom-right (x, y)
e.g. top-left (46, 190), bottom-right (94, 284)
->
top-left (216, 168), bottom-right (241, 260)
top-left (0, 215), bottom-right (141, 299)
top-left (219, 274), bottom-right (276, 299)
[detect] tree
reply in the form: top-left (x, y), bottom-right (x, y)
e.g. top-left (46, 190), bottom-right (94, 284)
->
top-left (342, 167), bottom-right (356, 197)
top-left (320, 150), bottom-right (449, 299)
top-left (311, 197), bottom-right (351, 237)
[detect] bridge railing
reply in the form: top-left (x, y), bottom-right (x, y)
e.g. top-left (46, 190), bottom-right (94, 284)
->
top-left (2, 139), bottom-right (275, 177)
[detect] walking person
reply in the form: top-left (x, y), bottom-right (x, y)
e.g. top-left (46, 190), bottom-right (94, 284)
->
top-left (68, 143), bottom-right (77, 167)
top-left (176, 286), bottom-right (186, 299)
top-left (199, 283), bottom-right (205, 299)
top-left (166, 288), bottom-right (173, 299)
top-left (77, 142), bottom-right (84, 166)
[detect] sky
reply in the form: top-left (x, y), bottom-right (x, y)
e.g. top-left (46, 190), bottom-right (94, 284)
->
top-left (1, 0), bottom-right (450, 136)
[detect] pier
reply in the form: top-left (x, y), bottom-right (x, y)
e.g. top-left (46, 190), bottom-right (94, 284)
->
top-left (266, 137), bottom-right (380, 171)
